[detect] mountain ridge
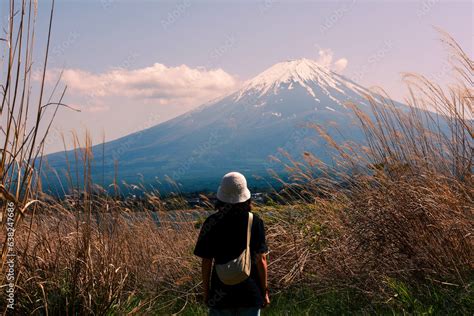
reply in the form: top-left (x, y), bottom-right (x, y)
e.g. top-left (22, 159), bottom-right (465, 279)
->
top-left (42, 58), bottom-right (405, 194)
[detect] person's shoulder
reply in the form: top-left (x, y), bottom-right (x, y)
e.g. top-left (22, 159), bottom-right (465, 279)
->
top-left (201, 211), bottom-right (223, 226)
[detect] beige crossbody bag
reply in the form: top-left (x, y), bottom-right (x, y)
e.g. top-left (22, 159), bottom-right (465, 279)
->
top-left (215, 212), bottom-right (253, 285)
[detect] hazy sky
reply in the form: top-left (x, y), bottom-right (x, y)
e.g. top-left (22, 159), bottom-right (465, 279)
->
top-left (4, 0), bottom-right (471, 153)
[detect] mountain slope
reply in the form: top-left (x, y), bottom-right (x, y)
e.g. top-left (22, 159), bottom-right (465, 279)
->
top-left (43, 59), bottom-right (402, 193)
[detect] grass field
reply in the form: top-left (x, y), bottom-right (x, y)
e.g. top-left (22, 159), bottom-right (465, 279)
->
top-left (0, 2), bottom-right (472, 314)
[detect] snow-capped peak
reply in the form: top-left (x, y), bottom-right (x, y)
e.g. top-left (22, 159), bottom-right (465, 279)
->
top-left (235, 58), bottom-right (368, 102)
top-left (235, 58), bottom-right (335, 99)
top-left (248, 58), bottom-right (332, 86)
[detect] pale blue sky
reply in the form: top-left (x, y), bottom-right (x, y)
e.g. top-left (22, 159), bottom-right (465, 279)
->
top-left (5, 0), bottom-right (471, 153)
top-left (41, 0), bottom-right (472, 78)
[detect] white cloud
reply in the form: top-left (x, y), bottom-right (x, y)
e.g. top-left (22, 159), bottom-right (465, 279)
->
top-left (41, 63), bottom-right (239, 110)
top-left (316, 49), bottom-right (334, 68)
top-left (333, 58), bottom-right (348, 72)
top-left (316, 48), bottom-right (348, 72)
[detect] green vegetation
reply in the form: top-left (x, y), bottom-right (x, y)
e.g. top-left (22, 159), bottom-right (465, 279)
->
top-left (111, 283), bottom-right (473, 315)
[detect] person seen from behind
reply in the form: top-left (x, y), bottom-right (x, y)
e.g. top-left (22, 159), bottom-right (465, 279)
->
top-left (194, 172), bottom-right (270, 316)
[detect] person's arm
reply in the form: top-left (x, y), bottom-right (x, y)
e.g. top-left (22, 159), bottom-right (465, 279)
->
top-left (256, 253), bottom-right (270, 307)
top-left (201, 258), bottom-right (213, 304)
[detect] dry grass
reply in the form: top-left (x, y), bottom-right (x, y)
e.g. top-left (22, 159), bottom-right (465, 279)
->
top-left (272, 31), bottom-right (473, 296)
top-left (9, 197), bottom-right (200, 314)
top-left (0, 1), bottom-right (472, 313)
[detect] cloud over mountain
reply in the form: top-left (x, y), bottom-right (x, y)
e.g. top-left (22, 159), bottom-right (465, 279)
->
top-left (316, 48), bottom-right (348, 72)
top-left (40, 63), bottom-right (239, 108)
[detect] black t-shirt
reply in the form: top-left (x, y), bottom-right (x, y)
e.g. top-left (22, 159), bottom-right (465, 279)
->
top-left (194, 209), bottom-right (268, 309)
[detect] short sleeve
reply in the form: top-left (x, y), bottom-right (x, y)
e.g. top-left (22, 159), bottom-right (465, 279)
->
top-left (194, 217), bottom-right (215, 259)
top-left (251, 215), bottom-right (268, 254)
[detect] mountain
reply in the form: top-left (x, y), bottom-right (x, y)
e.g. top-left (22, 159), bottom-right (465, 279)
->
top-left (43, 58), bottom-right (403, 194)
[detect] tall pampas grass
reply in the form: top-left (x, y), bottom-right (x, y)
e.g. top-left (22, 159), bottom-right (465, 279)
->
top-left (0, 1), bottom-right (472, 312)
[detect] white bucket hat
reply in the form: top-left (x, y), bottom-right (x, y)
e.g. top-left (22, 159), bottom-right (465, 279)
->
top-left (216, 172), bottom-right (251, 204)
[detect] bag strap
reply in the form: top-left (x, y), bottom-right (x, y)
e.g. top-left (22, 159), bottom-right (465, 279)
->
top-left (246, 212), bottom-right (253, 249)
